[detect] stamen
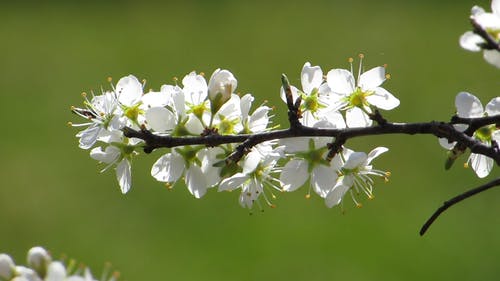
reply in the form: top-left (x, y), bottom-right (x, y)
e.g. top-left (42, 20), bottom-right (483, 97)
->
top-left (107, 77), bottom-right (113, 83)
top-left (165, 182), bottom-right (173, 190)
top-left (67, 121), bottom-right (73, 127)
top-left (357, 54), bottom-right (364, 83)
top-left (200, 72), bottom-right (205, 77)
top-left (81, 92), bottom-right (87, 98)
top-left (385, 74), bottom-right (391, 80)
top-left (463, 162), bottom-right (469, 168)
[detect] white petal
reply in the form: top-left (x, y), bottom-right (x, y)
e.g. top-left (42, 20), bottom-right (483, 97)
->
top-left (0, 254), bottom-right (14, 280)
top-left (141, 89), bottom-right (171, 108)
top-left (185, 166), bottom-right (207, 198)
top-left (280, 159), bottom-right (309, 192)
top-left (216, 94), bottom-right (241, 120)
top-left (459, 31), bottom-right (484, 52)
top-left (493, 0), bottom-right (500, 15)
top-left (199, 147), bottom-right (223, 187)
top-left (145, 107), bottom-right (175, 132)
top-left (240, 93), bottom-right (254, 120)
top-left (90, 146), bottom-right (120, 164)
top-left (311, 165), bottom-right (338, 198)
top-left (151, 153), bottom-right (184, 183)
top-left (359, 66), bottom-right (385, 90)
top-left (77, 125), bottom-right (101, 149)
top-left (366, 147), bottom-right (389, 165)
top-left (455, 92), bottom-right (484, 118)
top-left (279, 137), bottom-right (309, 153)
top-left (366, 87), bottom-right (400, 110)
top-left (182, 71), bottom-right (208, 105)
top-left (485, 97), bottom-right (500, 116)
top-left (344, 152), bottom-right (367, 169)
top-left (439, 137), bottom-right (456, 150)
top-left (208, 69), bottom-right (237, 101)
top-left (322, 110), bottom-right (346, 129)
top-left (45, 262), bottom-right (66, 281)
top-left (471, 5), bottom-right (485, 16)
top-left (301, 62), bottom-right (323, 94)
top-left (185, 115), bottom-right (204, 135)
top-left (326, 69), bottom-right (355, 95)
top-left (475, 12), bottom-right (500, 29)
top-left (469, 153), bottom-right (493, 178)
top-left (325, 181), bottom-right (350, 208)
top-left (483, 49), bottom-right (500, 68)
top-left (243, 150), bottom-right (262, 174)
top-left (116, 159), bottom-right (132, 193)
top-left (280, 85), bottom-right (300, 105)
top-left (248, 106), bottom-right (270, 132)
top-left (219, 173), bottom-right (248, 192)
top-left (116, 75), bottom-right (143, 106)
top-left (346, 107), bottom-right (372, 128)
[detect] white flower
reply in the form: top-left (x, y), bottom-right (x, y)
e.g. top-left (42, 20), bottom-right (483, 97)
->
top-left (280, 62), bottom-right (346, 128)
top-left (72, 91), bottom-right (123, 149)
top-left (280, 121), bottom-right (342, 198)
top-left (90, 132), bottom-right (139, 194)
top-left (211, 94), bottom-right (243, 135)
top-left (240, 94), bottom-right (272, 133)
top-left (151, 146), bottom-right (223, 198)
top-left (325, 147), bottom-right (389, 208)
top-left (443, 92), bottom-right (500, 178)
top-left (0, 254), bottom-right (15, 280)
top-left (459, 0), bottom-right (500, 68)
top-left (208, 69), bottom-right (237, 112)
top-left (326, 57), bottom-right (399, 127)
top-left (218, 143), bottom-right (283, 209)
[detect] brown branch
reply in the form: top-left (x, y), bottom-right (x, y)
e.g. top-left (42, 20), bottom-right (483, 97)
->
top-left (420, 178), bottom-right (500, 236)
top-left (471, 17), bottom-right (500, 51)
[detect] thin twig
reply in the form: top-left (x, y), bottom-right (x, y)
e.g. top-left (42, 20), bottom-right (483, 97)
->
top-left (471, 17), bottom-right (500, 51)
top-left (420, 178), bottom-right (500, 236)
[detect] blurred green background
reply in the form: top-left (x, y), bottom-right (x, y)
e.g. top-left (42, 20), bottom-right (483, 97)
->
top-left (0, 0), bottom-right (499, 280)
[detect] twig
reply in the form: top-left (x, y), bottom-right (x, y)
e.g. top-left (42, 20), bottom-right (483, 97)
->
top-left (471, 17), bottom-right (500, 51)
top-left (420, 178), bottom-right (500, 236)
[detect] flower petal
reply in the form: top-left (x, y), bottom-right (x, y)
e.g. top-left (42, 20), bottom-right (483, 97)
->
top-left (116, 75), bottom-right (143, 107)
top-left (366, 87), bottom-right (400, 110)
top-left (459, 31), bottom-right (484, 52)
top-left (455, 92), bottom-right (484, 118)
top-left (311, 165), bottom-right (338, 198)
top-left (325, 181), bottom-right (350, 208)
top-left (483, 49), bottom-right (500, 69)
top-left (77, 125), bottom-right (101, 149)
top-left (280, 159), bottom-right (309, 191)
top-left (145, 107), bottom-right (176, 132)
top-left (219, 173), bottom-right (248, 192)
top-left (344, 152), bottom-right (367, 170)
top-left (485, 97), bottom-right (500, 116)
top-left (185, 165), bottom-right (207, 198)
top-left (116, 159), bottom-right (132, 194)
top-left (90, 146), bottom-right (120, 164)
top-left (359, 66), bottom-right (385, 90)
top-left (366, 147), bottom-right (388, 165)
top-left (151, 153), bottom-right (184, 183)
top-left (301, 62), bottom-right (323, 94)
top-left (346, 107), bottom-right (372, 128)
top-left (493, 0), bottom-right (500, 15)
top-left (326, 69), bottom-right (355, 95)
top-left (468, 153), bottom-right (493, 178)
top-left (240, 93), bottom-right (254, 121)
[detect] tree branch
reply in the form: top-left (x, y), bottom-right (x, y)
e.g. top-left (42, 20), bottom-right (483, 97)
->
top-left (420, 177), bottom-right (500, 236)
top-left (471, 17), bottom-right (500, 51)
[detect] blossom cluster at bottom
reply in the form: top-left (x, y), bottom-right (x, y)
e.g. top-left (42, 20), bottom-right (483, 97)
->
top-left (0, 247), bottom-right (117, 281)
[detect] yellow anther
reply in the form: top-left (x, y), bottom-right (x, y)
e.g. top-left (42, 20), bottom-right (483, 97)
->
top-left (70, 105), bottom-right (76, 110)
top-left (358, 53), bottom-right (365, 59)
top-left (165, 183), bottom-right (173, 190)
top-left (142, 79), bottom-right (147, 84)
top-left (356, 202), bottom-right (363, 208)
top-left (385, 74), bottom-right (391, 80)
top-left (464, 162), bottom-right (469, 168)
top-left (200, 72), bottom-right (205, 77)
top-left (368, 194), bottom-right (375, 200)
top-left (305, 194), bottom-right (311, 199)
top-left (385, 171), bottom-right (391, 177)
top-left (67, 121), bottom-right (73, 127)
top-left (270, 204), bottom-right (277, 209)
top-left (81, 92), bottom-right (87, 97)
top-left (107, 77), bottom-right (113, 82)
top-left (348, 57), bottom-right (354, 63)
top-left (384, 177), bottom-right (389, 183)
top-left (173, 76), bottom-right (178, 82)
top-left (383, 63), bottom-right (388, 68)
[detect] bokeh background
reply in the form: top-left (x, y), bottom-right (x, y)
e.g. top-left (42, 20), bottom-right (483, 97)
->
top-left (1, 0), bottom-right (499, 280)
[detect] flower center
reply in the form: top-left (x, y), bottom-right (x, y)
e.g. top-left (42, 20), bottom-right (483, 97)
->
top-left (347, 87), bottom-right (372, 108)
top-left (475, 125), bottom-right (495, 142)
top-left (124, 104), bottom-right (143, 121)
top-left (301, 88), bottom-right (321, 113)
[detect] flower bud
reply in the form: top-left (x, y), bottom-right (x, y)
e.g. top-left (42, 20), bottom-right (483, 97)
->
top-left (27, 247), bottom-right (51, 278)
top-left (0, 253), bottom-right (15, 280)
top-left (208, 69), bottom-right (237, 113)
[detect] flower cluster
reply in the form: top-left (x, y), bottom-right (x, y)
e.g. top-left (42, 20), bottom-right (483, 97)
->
top-left (0, 246), bottom-right (117, 281)
top-left (70, 57), bottom-right (398, 210)
top-left (440, 92), bottom-right (500, 178)
top-left (460, 0), bottom-right (500, 68)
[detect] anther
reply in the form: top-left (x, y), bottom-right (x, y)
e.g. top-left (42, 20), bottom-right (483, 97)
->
top-left (358, 53), bottom-right (365, 59)
top-left (368, 194), bottom-right (375, 200)
top-left (385, 74), bottom-right (391, 80)
top-left (107, 77), bottom-right (113, 83)
top-left (67, 121), bottom-right (73, 127)
top-left (270, 204), bottom-right (277, 208)
top-left (305, 194), bottom-right (311, 199)
top-left (356, 202), bottom-right (363, 208)
top-left (383, 63), bottom-right (388, 68)
top-left (165, 183), bottom-right (173, 190)
top-left (348, 57), bottom-right (354, 63)
top-left (70, 105), bottom-right (76, 110)
top-left (200, 72), bottom-right (205, 77)
top-left (81, 92), bottom-right (87, 97)
top-left (464, 162), bottom-right (469, 168)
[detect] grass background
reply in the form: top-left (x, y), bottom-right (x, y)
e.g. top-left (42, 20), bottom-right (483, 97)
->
top-left (0, 0), bottom-right (499, 280)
